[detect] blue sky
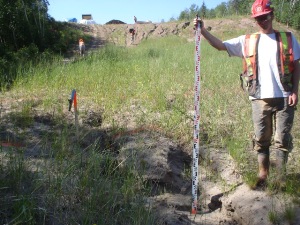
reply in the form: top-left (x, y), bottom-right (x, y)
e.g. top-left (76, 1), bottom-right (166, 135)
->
top-left (48, 0), bottom-right (228, 24)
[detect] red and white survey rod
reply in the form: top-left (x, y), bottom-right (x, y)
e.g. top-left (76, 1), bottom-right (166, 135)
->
top-left (191, 15), bottom-right (201, 215)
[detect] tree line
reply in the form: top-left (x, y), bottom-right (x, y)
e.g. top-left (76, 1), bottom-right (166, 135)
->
top-left (177, 0), bottom-right (300, 29)
top-left (0, 0), bottom-right (88, 88)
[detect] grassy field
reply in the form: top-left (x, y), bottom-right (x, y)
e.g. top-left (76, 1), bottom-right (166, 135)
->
top-left (1, 23), bottom-right (300, 224)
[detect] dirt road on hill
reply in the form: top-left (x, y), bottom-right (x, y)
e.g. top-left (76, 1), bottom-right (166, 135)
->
top-left (76, 19), bottom-right (250, 50)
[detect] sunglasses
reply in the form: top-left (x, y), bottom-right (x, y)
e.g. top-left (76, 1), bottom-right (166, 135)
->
top-left (255, 14), bottom-right (272, 22)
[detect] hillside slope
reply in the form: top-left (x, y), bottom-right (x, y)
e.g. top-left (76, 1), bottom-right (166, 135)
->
top-left (66, 18), bottom-right (300, 225)
top-left (1, 17), bottom-right (300, 225)
top-left (75, 17), bottom-right (299, 53)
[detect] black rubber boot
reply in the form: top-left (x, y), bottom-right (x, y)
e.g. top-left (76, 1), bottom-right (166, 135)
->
top-left (275, 149), bottom-right (288, 189)
top-left (255, 152), bottom-right (270, 188)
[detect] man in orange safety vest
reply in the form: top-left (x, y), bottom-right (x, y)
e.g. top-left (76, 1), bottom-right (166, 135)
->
top-left (194, 0), bottom-right (300, 189)
top-left (79, 38), bottom-right (85, 56)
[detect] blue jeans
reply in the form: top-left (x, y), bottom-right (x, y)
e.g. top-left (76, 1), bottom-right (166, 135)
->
top-left (251, 98), bottom-right (295, 153)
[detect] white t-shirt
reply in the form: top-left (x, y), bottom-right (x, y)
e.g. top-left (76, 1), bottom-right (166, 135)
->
top-left (223, 32), bottom-right (300, 99)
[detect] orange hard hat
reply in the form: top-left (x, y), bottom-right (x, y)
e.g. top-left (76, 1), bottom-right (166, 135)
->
top-left (251, 0), bottom-right (273, 18)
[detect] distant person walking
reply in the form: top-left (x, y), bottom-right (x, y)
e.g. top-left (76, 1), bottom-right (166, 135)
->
top-left (194, 0), bottom-right (300, 189)
top-left (79, 38), bottom-right (85, 56)
top-left (129, 28), bottom-right (136, 44)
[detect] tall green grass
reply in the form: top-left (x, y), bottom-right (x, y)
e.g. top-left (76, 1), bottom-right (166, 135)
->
top-left (12, 35), bottom-right (250, 143)
top-left (1, 31), bottom-right (300, 223)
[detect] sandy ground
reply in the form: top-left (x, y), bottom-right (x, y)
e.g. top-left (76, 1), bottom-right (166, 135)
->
top-left (114, 130), bottom-right (300, 225)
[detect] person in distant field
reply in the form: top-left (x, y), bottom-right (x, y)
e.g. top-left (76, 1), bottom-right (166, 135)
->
top-left (79, 38), bottom-right (85, 56)
top-left (194, 0), bottom-right (300, 189)
top-left (129, 28), bottom-right (136, 44)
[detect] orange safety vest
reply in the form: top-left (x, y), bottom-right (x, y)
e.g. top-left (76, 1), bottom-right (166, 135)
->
top-left (241, 31), bottom-right (294, 95)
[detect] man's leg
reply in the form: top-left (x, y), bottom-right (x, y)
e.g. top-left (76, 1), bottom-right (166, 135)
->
top-left (274, 98), bottom-right (295, 184)
top-left (251, 99), bottom-right (273, 183)
top-left (82, 45), bottom-right (85, 56)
